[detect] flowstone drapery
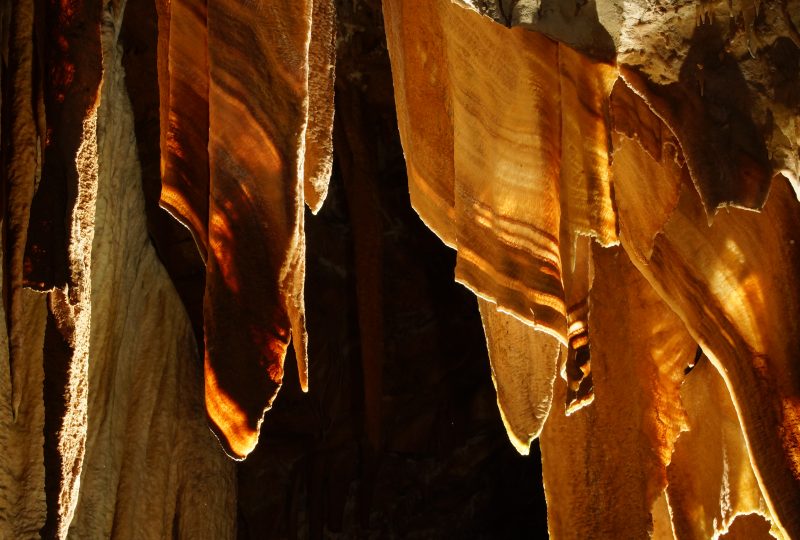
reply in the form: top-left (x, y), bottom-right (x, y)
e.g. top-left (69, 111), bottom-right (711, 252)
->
top-left (0, 0), bottom-right (798, 537)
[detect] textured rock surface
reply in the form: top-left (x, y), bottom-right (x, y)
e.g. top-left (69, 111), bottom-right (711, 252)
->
top-left (0, 289), bottom-right (47, 538)
top-left (0, 1), bottom-right (235, 537)
top-left (0, 0), bottom-right (798, 537)
top-left (384, 0), bottom-right (800, 537)
top-left (157, 0), bottom-right (337, 460)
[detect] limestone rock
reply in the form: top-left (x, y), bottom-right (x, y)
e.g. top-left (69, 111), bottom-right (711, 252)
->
top-left (0, 0), bottom-right (798, 538)
top-left (384, 0), bottom-right (800, 536)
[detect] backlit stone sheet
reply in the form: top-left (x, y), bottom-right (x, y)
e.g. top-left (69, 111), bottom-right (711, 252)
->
top-left (619, 162), bottom-right (800, 537)
top-left (380, 0), bottom-right (456, 246)
top-left (157, 0), bottom-right (336, 459)
top-left (160, 0), bottom-right (210, 259)
top-left (666, 357), bottom-right (772, 539)
top-left (383, 1), bottom-right (621, 459)
top-left (203, 0), bottom-right (314, 460)
top-left (611, 77), bottom-right (800, 535)
top-left (304, 0), bottom-right (336, 214)
top-left (384, 0), bottom-right (800, 537)
top-left (383, 0), bottom-right (618, 342)
top-left (541, 245), bottom-right (693, 539)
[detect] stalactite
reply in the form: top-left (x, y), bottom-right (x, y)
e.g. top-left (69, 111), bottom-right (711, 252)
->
top-left (541, 244), bottom-right (693, 538)
top-left (478, 298), bottom-right (560, 454)
top-left (156, 0), bottom-right (337, 460)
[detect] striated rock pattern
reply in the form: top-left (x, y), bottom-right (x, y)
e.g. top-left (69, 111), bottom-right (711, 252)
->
top-left (384, 0), bottom-right (800, 537)
top-left (0, 0), bottom-right (798, 537)
top-left (1, 1), bottom-right (234, 537)
top-left (157, 0), bottom-right (337, 460)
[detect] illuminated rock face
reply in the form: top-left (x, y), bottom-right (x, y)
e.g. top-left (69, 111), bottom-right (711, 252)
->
top-left (0, 1), bottom-right (234, 537)
top-left (159, 0), bottom-right (337, 460)
top-left (0, 0), bottom-right (798, 537)
top-left (384, 1), bottom-right (800, 537)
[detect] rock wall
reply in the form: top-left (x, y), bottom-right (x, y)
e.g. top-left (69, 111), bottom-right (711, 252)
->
top-left (1, 1), bottom-right (234, 537)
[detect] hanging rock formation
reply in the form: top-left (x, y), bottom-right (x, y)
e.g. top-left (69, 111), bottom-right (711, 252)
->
top-left (384, 0), bottom-right (800, 537)
top-left (158, 0), bottom-right (337, 460)
top-left (1, 1), bottom-right (234, 537)
top-left (0, 0), bottom-right (798, 537)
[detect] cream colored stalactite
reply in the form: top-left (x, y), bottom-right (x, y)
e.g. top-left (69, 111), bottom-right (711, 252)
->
top-left (303, 0), bottom-right (336, 214)
top-left (541, 245), bottom-right (693, 539)
top-left (613, 1), bottom-right (798, 213)
top-left (51, 50), bottom-right (101, 540)
top-left (666, 358), bottom-right (776, 539)
top-left (67, 5), bottom-right (235, 537)
top-left (478, 299), bottom-right (560, 454)
top-left (614, 0), bottom-right (798, 85)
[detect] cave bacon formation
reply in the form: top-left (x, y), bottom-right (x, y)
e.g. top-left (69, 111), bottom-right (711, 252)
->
top-left (0, 0), bottom-right (799, 538)
top-left (383, 0), bottom-right (800, 538)
top-left (158, 0), bottom-right (336, 460)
